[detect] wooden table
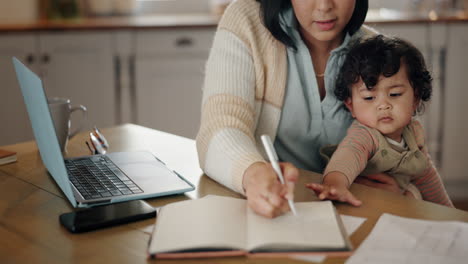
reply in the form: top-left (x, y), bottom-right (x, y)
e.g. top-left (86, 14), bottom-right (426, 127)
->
top-left (1, 124), bottom-right (467, 264)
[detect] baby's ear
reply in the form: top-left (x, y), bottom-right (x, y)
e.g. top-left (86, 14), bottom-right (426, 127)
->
top-left (344, 98), bottom-right (355, 117)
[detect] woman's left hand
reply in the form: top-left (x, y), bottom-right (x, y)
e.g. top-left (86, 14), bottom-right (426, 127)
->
top-left (354, 173), bottom-right (403, 194)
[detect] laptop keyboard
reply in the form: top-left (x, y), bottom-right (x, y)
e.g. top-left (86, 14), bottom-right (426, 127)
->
top-left (65, 156), bottom-right (143, 200)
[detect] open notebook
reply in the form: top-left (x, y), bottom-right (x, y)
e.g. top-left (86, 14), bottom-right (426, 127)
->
top-left (148, 195), bottom-right (352, 259)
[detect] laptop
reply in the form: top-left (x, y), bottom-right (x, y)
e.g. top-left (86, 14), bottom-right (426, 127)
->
top-left (12, 57), bottom-right (195, 208)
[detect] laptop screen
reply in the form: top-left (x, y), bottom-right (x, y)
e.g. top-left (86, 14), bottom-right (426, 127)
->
top-left (13, 57), bottom-right (77, 207)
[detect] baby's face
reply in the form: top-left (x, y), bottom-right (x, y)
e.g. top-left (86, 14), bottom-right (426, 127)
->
top-left (344, 63), bottom-right (418, 142)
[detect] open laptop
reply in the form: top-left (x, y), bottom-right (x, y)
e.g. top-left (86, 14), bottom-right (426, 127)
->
top-left (12, 57), bottom-right (195, 208)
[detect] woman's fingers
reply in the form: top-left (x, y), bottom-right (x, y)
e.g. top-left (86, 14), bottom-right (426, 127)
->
top-left (284, 181), bottom-right (294, 200)
top-left (279, 162), bottom-right (298, 202)
top-left (249, 194), bottom-right (279, 218)
top-left (246, 165), bottom-right (289, 217)
top-left (265, 185), bottom-right (285, 208)
top-left (243, 162), bottom-right (301, 218)
top-left (251, 188), bottom-right (290, 218)
top-left (280, 162), bottom-right (299, 183)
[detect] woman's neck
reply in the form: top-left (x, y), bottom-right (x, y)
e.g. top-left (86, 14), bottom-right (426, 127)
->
top-left (299, 30), bottom-right (345, 101)
top-left (300, 28), bottom-right (344, 54)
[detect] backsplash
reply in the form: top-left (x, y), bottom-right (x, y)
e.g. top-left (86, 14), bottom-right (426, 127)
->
top-left (0, 0), bottom-right (39, 23)
top-left (138, 0), bottom-right (211, 14)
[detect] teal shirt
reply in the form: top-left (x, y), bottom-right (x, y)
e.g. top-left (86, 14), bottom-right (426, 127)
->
top-left (274, 8), bottom-right (362, 172)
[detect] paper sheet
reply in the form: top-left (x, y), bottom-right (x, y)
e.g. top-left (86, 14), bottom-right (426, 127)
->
top-left (346, 213), bottom-right (468, 264)
top-left (340, 214), bottom-right (367, 236)
top-left (291, 214), bottom-right (367, 263)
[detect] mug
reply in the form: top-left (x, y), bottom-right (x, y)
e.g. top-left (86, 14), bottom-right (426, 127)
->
top-left (48, 97), bottom-right (87, 153)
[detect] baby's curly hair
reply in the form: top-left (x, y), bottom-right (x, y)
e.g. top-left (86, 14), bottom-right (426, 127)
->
top-left (335, 35), bottom-right (432, 114)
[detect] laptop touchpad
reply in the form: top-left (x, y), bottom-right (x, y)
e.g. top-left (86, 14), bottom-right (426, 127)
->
top-left (107, 152), bottom-right (190, 192)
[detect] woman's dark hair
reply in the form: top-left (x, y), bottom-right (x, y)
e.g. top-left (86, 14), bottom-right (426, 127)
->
top-left (256, 0), bottom-right (368, 50)
top-left (335, 35), bottom-right (433, 114)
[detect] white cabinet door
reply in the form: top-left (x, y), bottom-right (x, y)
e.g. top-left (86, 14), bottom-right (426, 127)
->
top-left (369, 24), bottom-right (429, 56)
top-left (39, 32), bottom-right (117, 132)
top-left (425, 24), bottom-right (447, 167)
top-left (135, 56), bottom-right (206, 139)
top-left (0, 34), bottom-right (39, 145)
top-left (441, 24), bottom-right (468, 181)
top-left (134, 28), bottom-right (214, 139)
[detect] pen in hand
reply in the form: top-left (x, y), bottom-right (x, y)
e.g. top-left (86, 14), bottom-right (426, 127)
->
top-left (260, 135), bottom-right (298, 216)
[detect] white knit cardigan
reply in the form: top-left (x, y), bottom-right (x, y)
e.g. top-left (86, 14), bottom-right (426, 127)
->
top-left (196, 0), bottom-right (375, 195)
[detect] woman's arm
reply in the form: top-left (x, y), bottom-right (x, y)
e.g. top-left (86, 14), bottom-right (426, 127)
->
top-left (196, 29), bottom-right (297, 217)
top-left (196, 29), bottom-right (263, 193)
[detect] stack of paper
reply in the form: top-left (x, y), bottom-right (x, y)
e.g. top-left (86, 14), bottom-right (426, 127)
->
top-left (346, 213), bottom-right (468, 264)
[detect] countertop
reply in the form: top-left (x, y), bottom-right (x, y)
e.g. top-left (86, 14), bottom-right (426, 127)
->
top-left (0, 14), bottom-right (219, 32)
top-left (0, 9), bottom-right (467, 32)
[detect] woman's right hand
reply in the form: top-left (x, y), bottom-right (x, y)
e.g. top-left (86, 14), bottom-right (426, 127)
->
top-left (242, 162), bottom-right (299, 218)
top-left (354, 173), bottom-right (403, 194)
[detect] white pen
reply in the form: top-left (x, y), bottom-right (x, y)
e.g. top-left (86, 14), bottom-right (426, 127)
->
top-left (260, 134), bottom-right (298, 216)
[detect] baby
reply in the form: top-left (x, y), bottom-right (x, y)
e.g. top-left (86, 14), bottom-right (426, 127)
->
top-left (307, 35), bottom-right (453, 207)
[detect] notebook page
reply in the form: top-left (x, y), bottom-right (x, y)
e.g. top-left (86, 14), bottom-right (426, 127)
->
top-left (346, 213), bottom-right (468, 264)
top-left (246, 201), bottom-right (347, 251)
top-left (149, 196), bottom-right (247, 254)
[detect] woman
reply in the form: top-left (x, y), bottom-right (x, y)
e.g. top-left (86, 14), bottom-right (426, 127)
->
top-left (197, 0), bottom-right (400, 218)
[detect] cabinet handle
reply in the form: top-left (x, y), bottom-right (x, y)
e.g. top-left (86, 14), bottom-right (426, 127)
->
top-left (114, 55), bottom-right (122, 124)
top-left (26, 54), bottom-right (35, 64)
top-left (435, 47), bottom-right (447, 166)
top-left (175, 37), bottom-right (194, 47)
top-left (42, 54), bottom-right (50, 64)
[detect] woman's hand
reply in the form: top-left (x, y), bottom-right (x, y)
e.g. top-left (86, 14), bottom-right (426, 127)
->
top-left (243, 162), bottom-right (299, 218)
top-left (354, 173), bottom-right (403, 194)
top-left (306, 172), bottom-right (362, 206)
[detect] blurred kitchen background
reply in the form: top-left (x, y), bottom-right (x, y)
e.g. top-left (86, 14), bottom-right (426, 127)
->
top-left (0, 0), bottom-right (467, 208)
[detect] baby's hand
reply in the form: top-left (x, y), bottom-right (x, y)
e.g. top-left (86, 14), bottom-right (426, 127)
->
top-left (306, 182), bottom-right (362, 207)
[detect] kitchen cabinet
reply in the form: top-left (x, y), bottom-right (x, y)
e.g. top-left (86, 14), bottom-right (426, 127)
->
top-left (0, 32), bottom-right (117, 146)
top-left (39, 32), bottom-right (117, 131)
top-left (0, 28), bottom-right (213, 145)
top-left (134, 28), bottom-right (215, 139)
top-left (441, 23), bottom-right (468, 182)
top-left (113, 30), bottom-right (135, 125)
top-left (0, 34), bottom-right (38, 145)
